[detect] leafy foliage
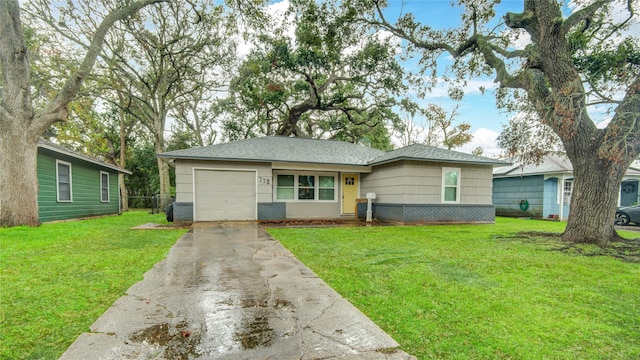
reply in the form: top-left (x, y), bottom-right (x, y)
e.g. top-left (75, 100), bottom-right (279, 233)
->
top-left (223, 1), bottom-right (406, 149)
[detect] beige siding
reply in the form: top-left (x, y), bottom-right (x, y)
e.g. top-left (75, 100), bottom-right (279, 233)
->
top-left (459, 165), bottom-right (494, 204)
top-left (361, 160), bottom-right (493, 205)
top-left (175, 160), bottom-right (273, 203)
top-left (360, 162), bottom-right (408, 203)
top-left (285, 202), bottom-right (341, 218)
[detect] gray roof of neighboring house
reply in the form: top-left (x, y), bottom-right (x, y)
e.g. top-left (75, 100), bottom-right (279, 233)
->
top-left (493, 154), bottom-right (572, 177)
top-left (39, 139), bottom-right (132, 174)
top-left (369, 143), bottom-right (509, 166)
top-left (493, 154), bottom-right (640, 177)
top-left (158, 136), bottom-right (508, 167)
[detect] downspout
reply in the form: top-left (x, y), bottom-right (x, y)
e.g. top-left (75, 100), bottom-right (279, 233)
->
top-left (118, 172), bottom-right (122, 215)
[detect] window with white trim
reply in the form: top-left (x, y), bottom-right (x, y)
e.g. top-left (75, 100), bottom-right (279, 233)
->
top-left (276, 174), bottom-right (295, 200)
top-left (275, 173), bottom-right (337, 202)
top-left (563, 180), bottom-right (573, 205)
top-left (100, 171), bottom-right (110, 202)
top-left (318, 176), bottom-right (335, 200)
top-left (56, 160), bottom-right (72, 202)
top-left (442, 167), bottom-right (460, 203)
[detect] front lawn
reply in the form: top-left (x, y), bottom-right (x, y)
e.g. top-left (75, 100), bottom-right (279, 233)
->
top-left (0, 211), bottom-right (187, 360)
top-left (268, 218), bottom-right (640, 359)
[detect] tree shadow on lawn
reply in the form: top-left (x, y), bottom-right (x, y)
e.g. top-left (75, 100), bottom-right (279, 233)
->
top-left (498, 231), bottom-right (640, 263)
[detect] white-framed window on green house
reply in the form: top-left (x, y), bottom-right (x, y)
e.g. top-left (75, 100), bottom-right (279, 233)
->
top-left (100, 171), bottom-right (110, 202)
top-left (442, 167), bottom-right (460, 203)
top-left (274, 172), bottom-right (338, 202)
top-left (56, 160), bottom-right (72, 202)
top-left (276, 174), bottom-right (295, 200)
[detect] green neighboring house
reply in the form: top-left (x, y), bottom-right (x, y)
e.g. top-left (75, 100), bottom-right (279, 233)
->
top-left (37, 140), bottom-right (131, 223)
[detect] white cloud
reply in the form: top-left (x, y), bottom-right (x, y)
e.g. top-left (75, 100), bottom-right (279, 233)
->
top-left (459, 128), bottom-right (502, 157)
top-left (512, 30), bottom-right (531, 50)
top-left (596, 117), bottom-right (612, 129)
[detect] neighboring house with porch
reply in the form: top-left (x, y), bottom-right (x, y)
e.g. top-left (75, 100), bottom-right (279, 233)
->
top-left (492, 154), bottom-right (640, 219)
top-left (157, 136), bottom-right (508, 224)
top-left (37, 140), bottom-right (131, 222)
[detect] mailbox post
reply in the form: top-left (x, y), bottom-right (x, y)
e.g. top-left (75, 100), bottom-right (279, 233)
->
top-left (365, 192), bottom-right (376, 222)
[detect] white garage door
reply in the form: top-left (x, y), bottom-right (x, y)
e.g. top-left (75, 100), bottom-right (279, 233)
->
top-left (194, 169), bottom-right (256, 221)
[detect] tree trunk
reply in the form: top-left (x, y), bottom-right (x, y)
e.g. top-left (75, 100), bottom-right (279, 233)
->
top-left (0, 130), bottom-right (40, 227)
top-left (563, 155), bottom-right (625, 247)
top-left (119, 173), bottom-right (128, 212)
top-left (118, 93), bottom-right (128, 212)
top-left (154, 138), bottom-right (170, 211)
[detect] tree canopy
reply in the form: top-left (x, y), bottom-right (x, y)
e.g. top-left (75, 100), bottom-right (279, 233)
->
top-left (222, 1), bottom-right (406, 149)
top-left (352, 0), bottom-right (639, 246)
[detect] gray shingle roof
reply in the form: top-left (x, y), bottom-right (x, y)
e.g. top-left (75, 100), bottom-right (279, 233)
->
top-left (158, 136), bottom-right (385, 166)
top-left (159, 136), bottom-right (509, 167)
top-left (494, 154), bottom-right (640, 177)
top-left (493, 154), bottom-right (573, 176)
top-left (369, 143), bottom-right (509, 166)
top-left (39, 139), bottom-right (131, 174)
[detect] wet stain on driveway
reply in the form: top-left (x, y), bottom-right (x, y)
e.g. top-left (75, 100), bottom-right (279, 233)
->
top-left (60, 223), bottom-right (414, 359)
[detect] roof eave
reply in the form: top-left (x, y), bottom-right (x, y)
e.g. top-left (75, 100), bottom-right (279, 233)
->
top-left (370, 156), bottom-right (509, 167)
top-left (39, 143), bottom-right (132, 175)
top-left (157, 154), bottom-right (372, 167)
top-left (493, 170), bottom-right (573, 178)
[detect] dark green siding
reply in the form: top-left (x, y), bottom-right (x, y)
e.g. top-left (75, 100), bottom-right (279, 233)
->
top-left (37, 149), bottom-right (120, 222)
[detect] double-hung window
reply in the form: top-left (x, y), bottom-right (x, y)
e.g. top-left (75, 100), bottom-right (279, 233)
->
top-left (442, 167), bottom-right (460, 203)
top-left (275, 173), bottom-right (337, 202)
top-left (276, 175), bottom-right (295, 200)
top-left (318, 176), bottom-right (335, 200)
top-left (100, 171), bottom-right (110, 202)
top-left (56, 160), bottom-right (72, 202)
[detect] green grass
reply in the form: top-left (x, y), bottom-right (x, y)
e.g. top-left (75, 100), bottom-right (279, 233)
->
top-left (268, 218), bottom-right (640, 359)
top-left (0, 211), bottom-right (187, 360)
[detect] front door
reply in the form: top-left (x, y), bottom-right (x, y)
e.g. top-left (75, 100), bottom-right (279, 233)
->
top-left (620, 180), bottom-right (638, 206)
top-left (342, 174), bottom-right (359, 214)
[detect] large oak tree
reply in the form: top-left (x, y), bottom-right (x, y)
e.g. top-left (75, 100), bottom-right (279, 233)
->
top-left (0, 0), bottom-right (164, 227)
top-left (354, 0), bottom-right (640, 246)
top-left (223, 1), bottom-right (406, 149)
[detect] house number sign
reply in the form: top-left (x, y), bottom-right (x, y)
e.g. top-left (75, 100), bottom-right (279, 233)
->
top-left (259, 176), bottom-right (272, 185)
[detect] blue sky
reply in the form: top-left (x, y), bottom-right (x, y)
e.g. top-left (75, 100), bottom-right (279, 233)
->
top-left (375, 0), bottom-right (530, 154)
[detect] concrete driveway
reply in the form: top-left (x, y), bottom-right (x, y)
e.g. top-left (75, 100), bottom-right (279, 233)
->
top-left (60, 223), bottom-right (415, 359)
